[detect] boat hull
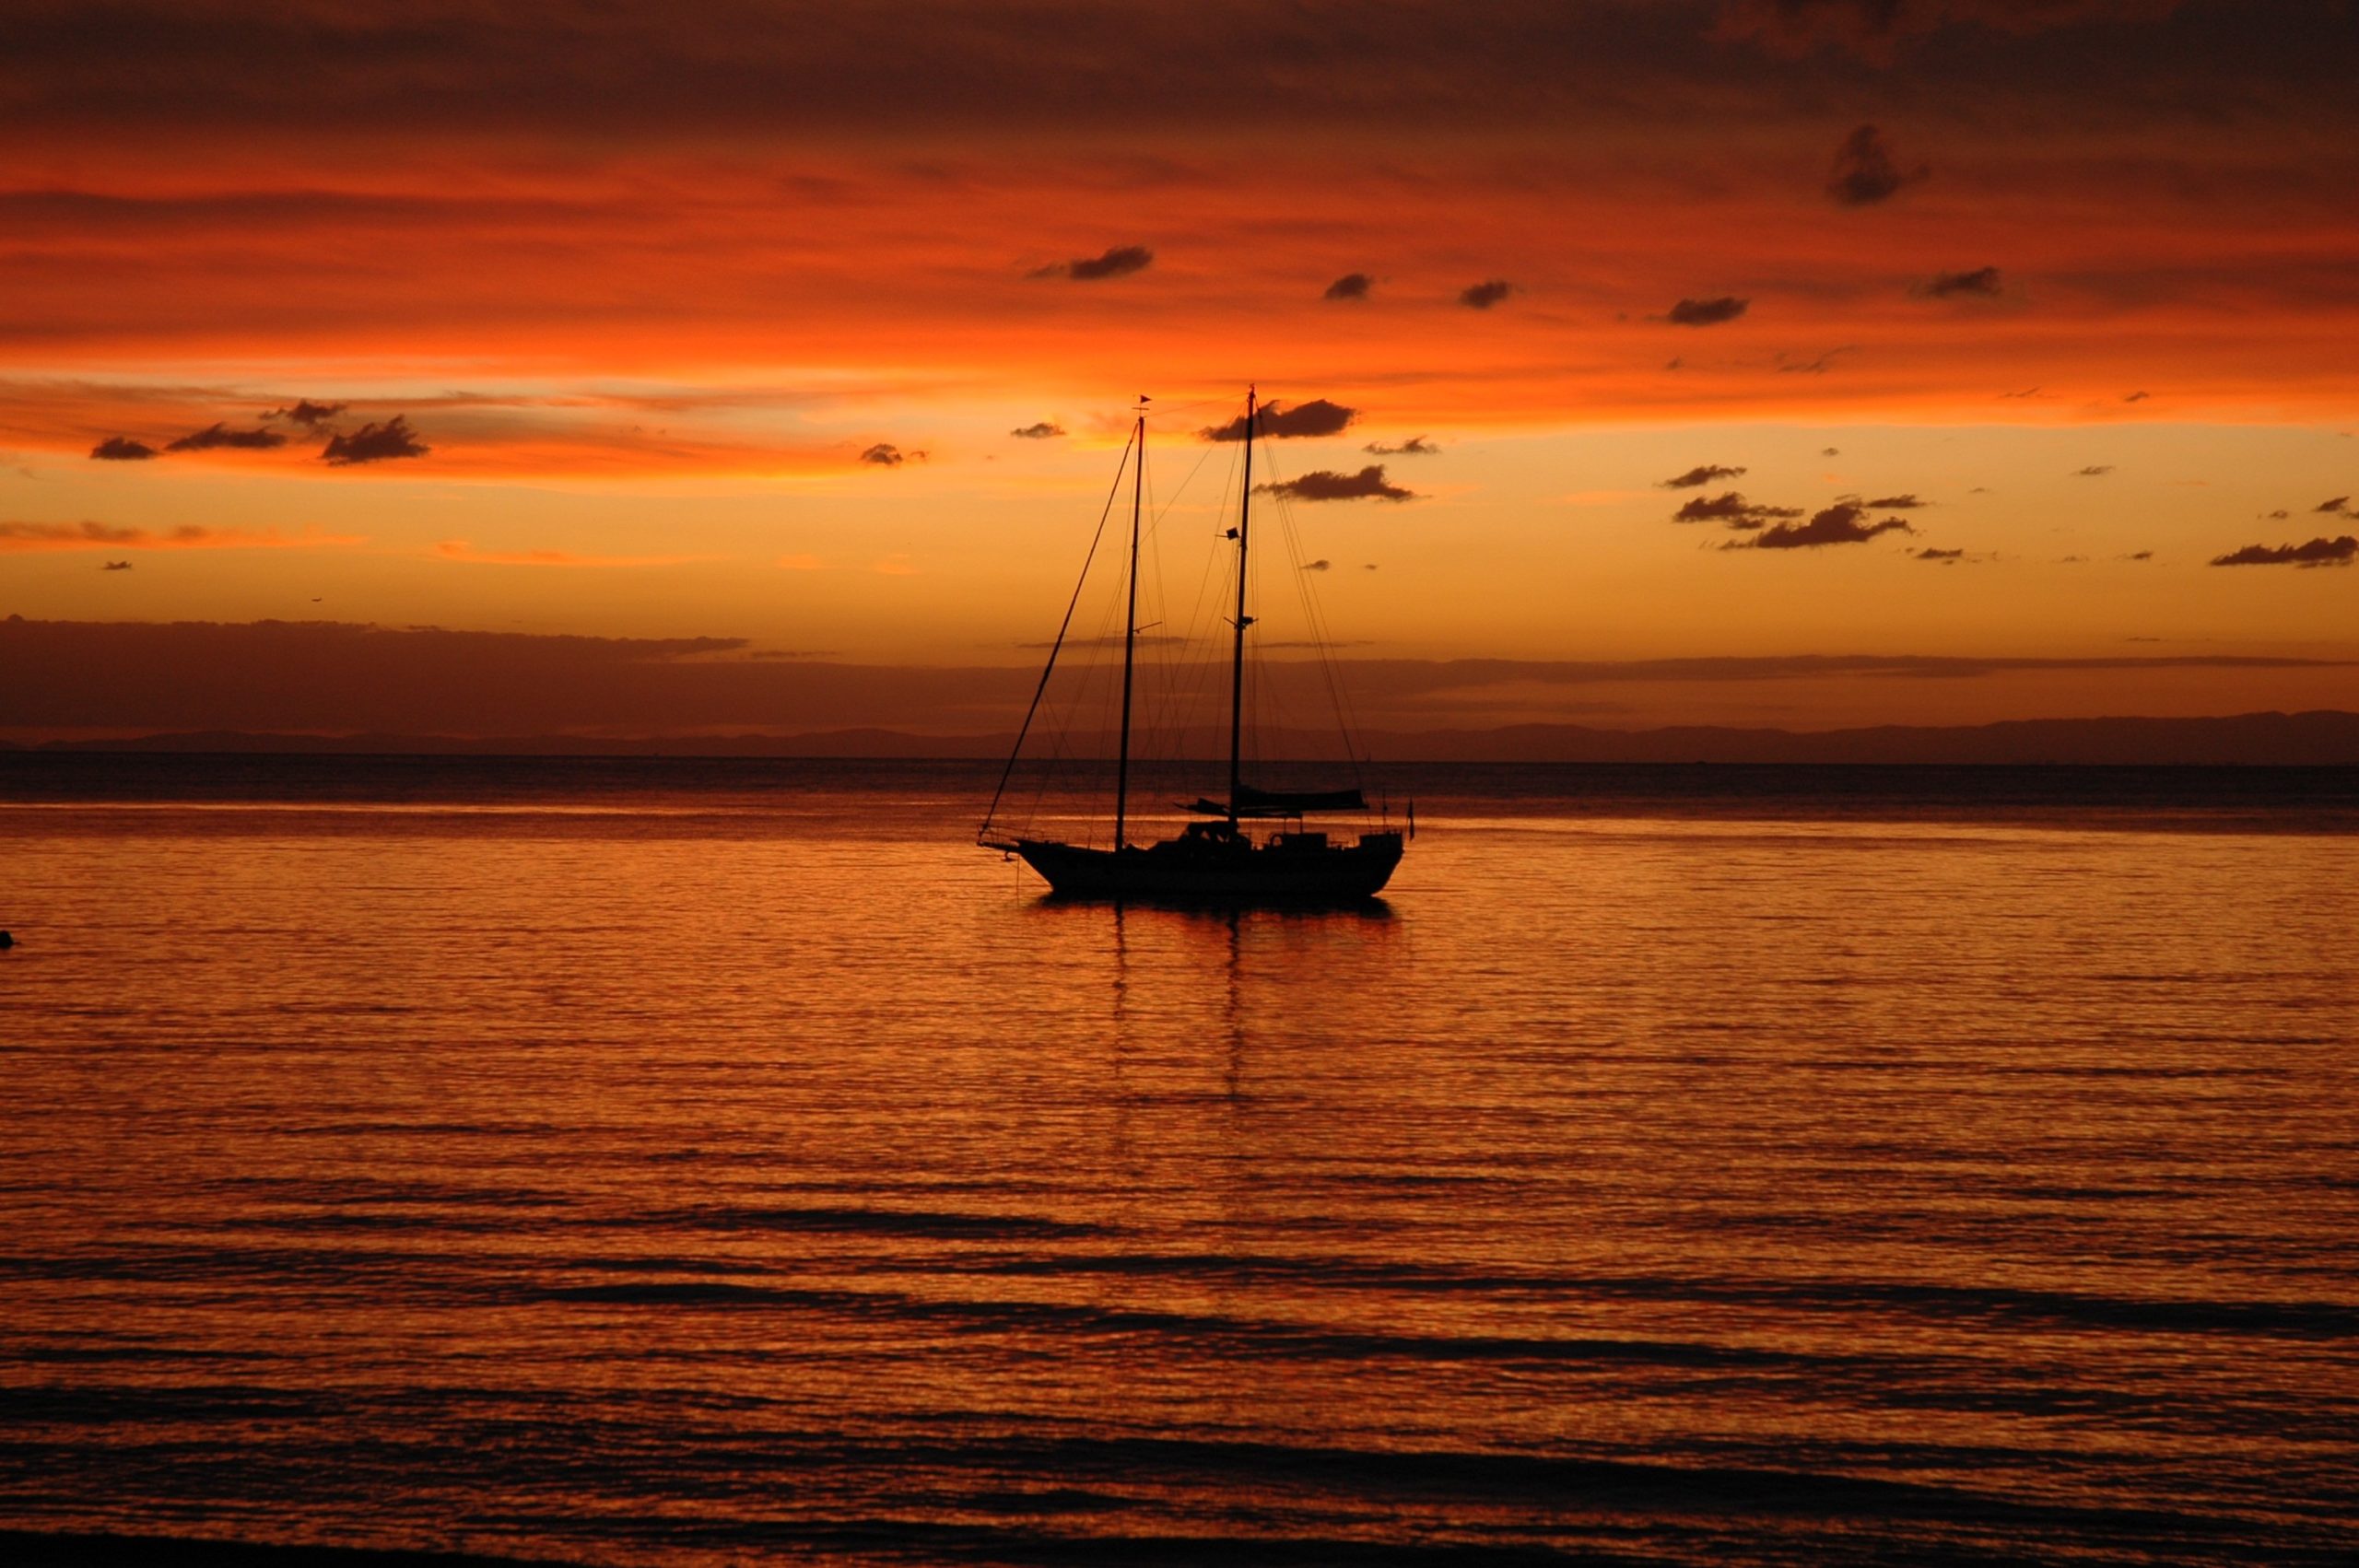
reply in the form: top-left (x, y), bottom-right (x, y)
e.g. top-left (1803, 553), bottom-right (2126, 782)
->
top-left (1013, 833), bottom-right (1403, 905)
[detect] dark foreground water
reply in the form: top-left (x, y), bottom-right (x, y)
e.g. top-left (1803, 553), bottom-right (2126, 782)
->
top-left (3, 757), bottom-right (2356, 1566)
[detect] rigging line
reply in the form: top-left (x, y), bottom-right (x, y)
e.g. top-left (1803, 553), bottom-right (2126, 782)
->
top-left (1084, 544), bottom-right (1133, 840)
top-left (1128, 391), bottom-right (1234, 421)
top-left (1133, 427), bottom-right (1217, 683)
top-left (1168, 544), bottom-right (1237, 767)
top-left (1021, 513), bottom-right (1136, 842)
top-left (1137, 454), bottom-right (1205, 766)
top-left (1304, 568), bottom-right (1372, 787)
top-left (1023, 571), bottom-right (1124, 843)
top-left (1292, 487), bottom-right (1374, 778)
top-left (1253, 442), bottom-right (1373, 783)
top-left (1263, 471), bottom-right (1319, 753)
top-left (979, 420), bottom-right (1137, 841)
top-left (1193, 442), bottom-right (1248, 743)
top-left (1142, 438), bottom-right (1243, 771)
top-left (1279, 485), bottom-right (1367, 778)
top-left (1151, 437), bottom-right (1224, 531)
top-left (1029, 479), bottom-right (1133, 809)
top-left (1138, 422), bottom-right (1172, 766)
top-left (1159, 558), bottom-right (1228, 766)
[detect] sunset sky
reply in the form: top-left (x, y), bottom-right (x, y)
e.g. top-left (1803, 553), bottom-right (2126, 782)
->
top-left (5, 0), bottom-right (2356, 741)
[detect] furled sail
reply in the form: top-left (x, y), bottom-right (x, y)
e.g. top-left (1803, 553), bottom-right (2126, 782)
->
top-left (1183, 783), bottom-right (1368, 818)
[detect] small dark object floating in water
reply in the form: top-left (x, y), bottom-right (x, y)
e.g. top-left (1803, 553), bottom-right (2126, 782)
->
top-left (0, 930), bottom-right (13, 948)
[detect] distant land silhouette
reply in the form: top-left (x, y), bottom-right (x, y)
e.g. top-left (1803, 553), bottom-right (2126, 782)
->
top-left (10, 621), bottom-right (2356, 743)
top-left (8, 712), bottom-right (2359, 766)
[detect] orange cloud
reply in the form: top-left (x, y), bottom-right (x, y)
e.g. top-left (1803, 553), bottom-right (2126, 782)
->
top-left (0, 117), bottom-right (2348, 437)
top-left (0, 520), bottom-right (361, 552)
top-left (0, 8), bottom-right (2346, 515)
top-left (432, 540), bottom-right (709, 568)
top-left (0, 378), bottom-right (910, 477)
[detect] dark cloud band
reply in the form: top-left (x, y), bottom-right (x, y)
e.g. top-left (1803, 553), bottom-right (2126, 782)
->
top-left (322, 415), bottom-right (428, 466)
top-left (2210, 535), bottom-right (2357, 568)
top-left (1202, 398), bottom-right (1357, 442)
top-left (1257, 465), bottom-right (1414, 502)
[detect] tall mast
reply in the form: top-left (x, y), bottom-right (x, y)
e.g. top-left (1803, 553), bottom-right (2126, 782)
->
top-left (1227, 387), bottom-right (1255, 825)
top-left (1113, 403), bottom-right (1145, 850)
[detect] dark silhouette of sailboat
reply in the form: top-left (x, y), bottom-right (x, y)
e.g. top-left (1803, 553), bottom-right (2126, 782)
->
top-left (980, 390), bottom-right (1406, 903)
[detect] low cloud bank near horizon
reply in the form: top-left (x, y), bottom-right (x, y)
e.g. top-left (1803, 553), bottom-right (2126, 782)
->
top-left (4, 617), bottom-right (2353, 743)
top-left (1, 521), bottom-right (358, 554)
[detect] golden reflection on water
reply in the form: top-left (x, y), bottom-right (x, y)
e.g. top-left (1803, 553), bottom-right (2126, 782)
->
top-left (1, 778), bottom-right (2355, 1565)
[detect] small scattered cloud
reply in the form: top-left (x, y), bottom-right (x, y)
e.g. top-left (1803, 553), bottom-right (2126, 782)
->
top-left (1033, 244), bottom-right (1153, 281)
top-left (2264, 509), bottom-right (2290, 520)
top-left (1861, 493), bottom-right (1929, 509)
top-left (1202, 398), bottom-right (1357, 442)
top-left (1821, 447), bottom-right (1841, 457)
top-left (1257, 465), bottom-right (1414, 503)
top-left (1009, 421), bottom-right (1064, 439)
top-left (2123, 550), bottom-right (2154, 561)
top-left (101, 558), bottom-right (133, 570)
top-left (1919, 265), bottom-right (2001, 298)
top-left (2124, 391), bottom-right (2151, 404)
top-left (1743, 502), bottom-right (1916, 550)
top-left (2001, 387), bottom-right (2043, 399)
top-left (1916, 547), bottom-right (1965, 562)
top-left (1365, 436), bottom-right (1439, 456)
top-left (1778, 345), bottom-right (1855, 373)
top-left (1661, 464), bottom-right (1747, 489)
top-left (1826, 124), bottom-right (1925, 205)
top-left (165, 422), bottom-right (288, 453)
top-left (90, 436), bottom-right (158, 461)
top-left (2316, 496), bottom-right (2350, 514)
top-left (1672, 491), bottom-right (1802, 530)
top-left (859, 442), bottom-right (906, 466)
top-left (1459, 279), bottom-right (1515, 310)
top-left (1665, 296), bottom-right (1748, 327)
top-left (1324, 273), bottom-right (1373, 301)
top-left (2073, 465), bottom-right (2113, 477)
top-left (2210, 535), bottom-right (2358, 568)
top-left (268, 399), bottom-right (346, 428)
top-left (1302, 558), bottom-right (1332, 572)
top-left (322, 415), bottom-right (428, 466)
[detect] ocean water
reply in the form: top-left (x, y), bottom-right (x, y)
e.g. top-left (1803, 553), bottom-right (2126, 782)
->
top-left (3, 756), bottom-right (2356, 1566)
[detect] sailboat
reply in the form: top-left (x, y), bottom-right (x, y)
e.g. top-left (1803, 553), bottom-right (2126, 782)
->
top-left (979, 390), bottom-right (1407, 903)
